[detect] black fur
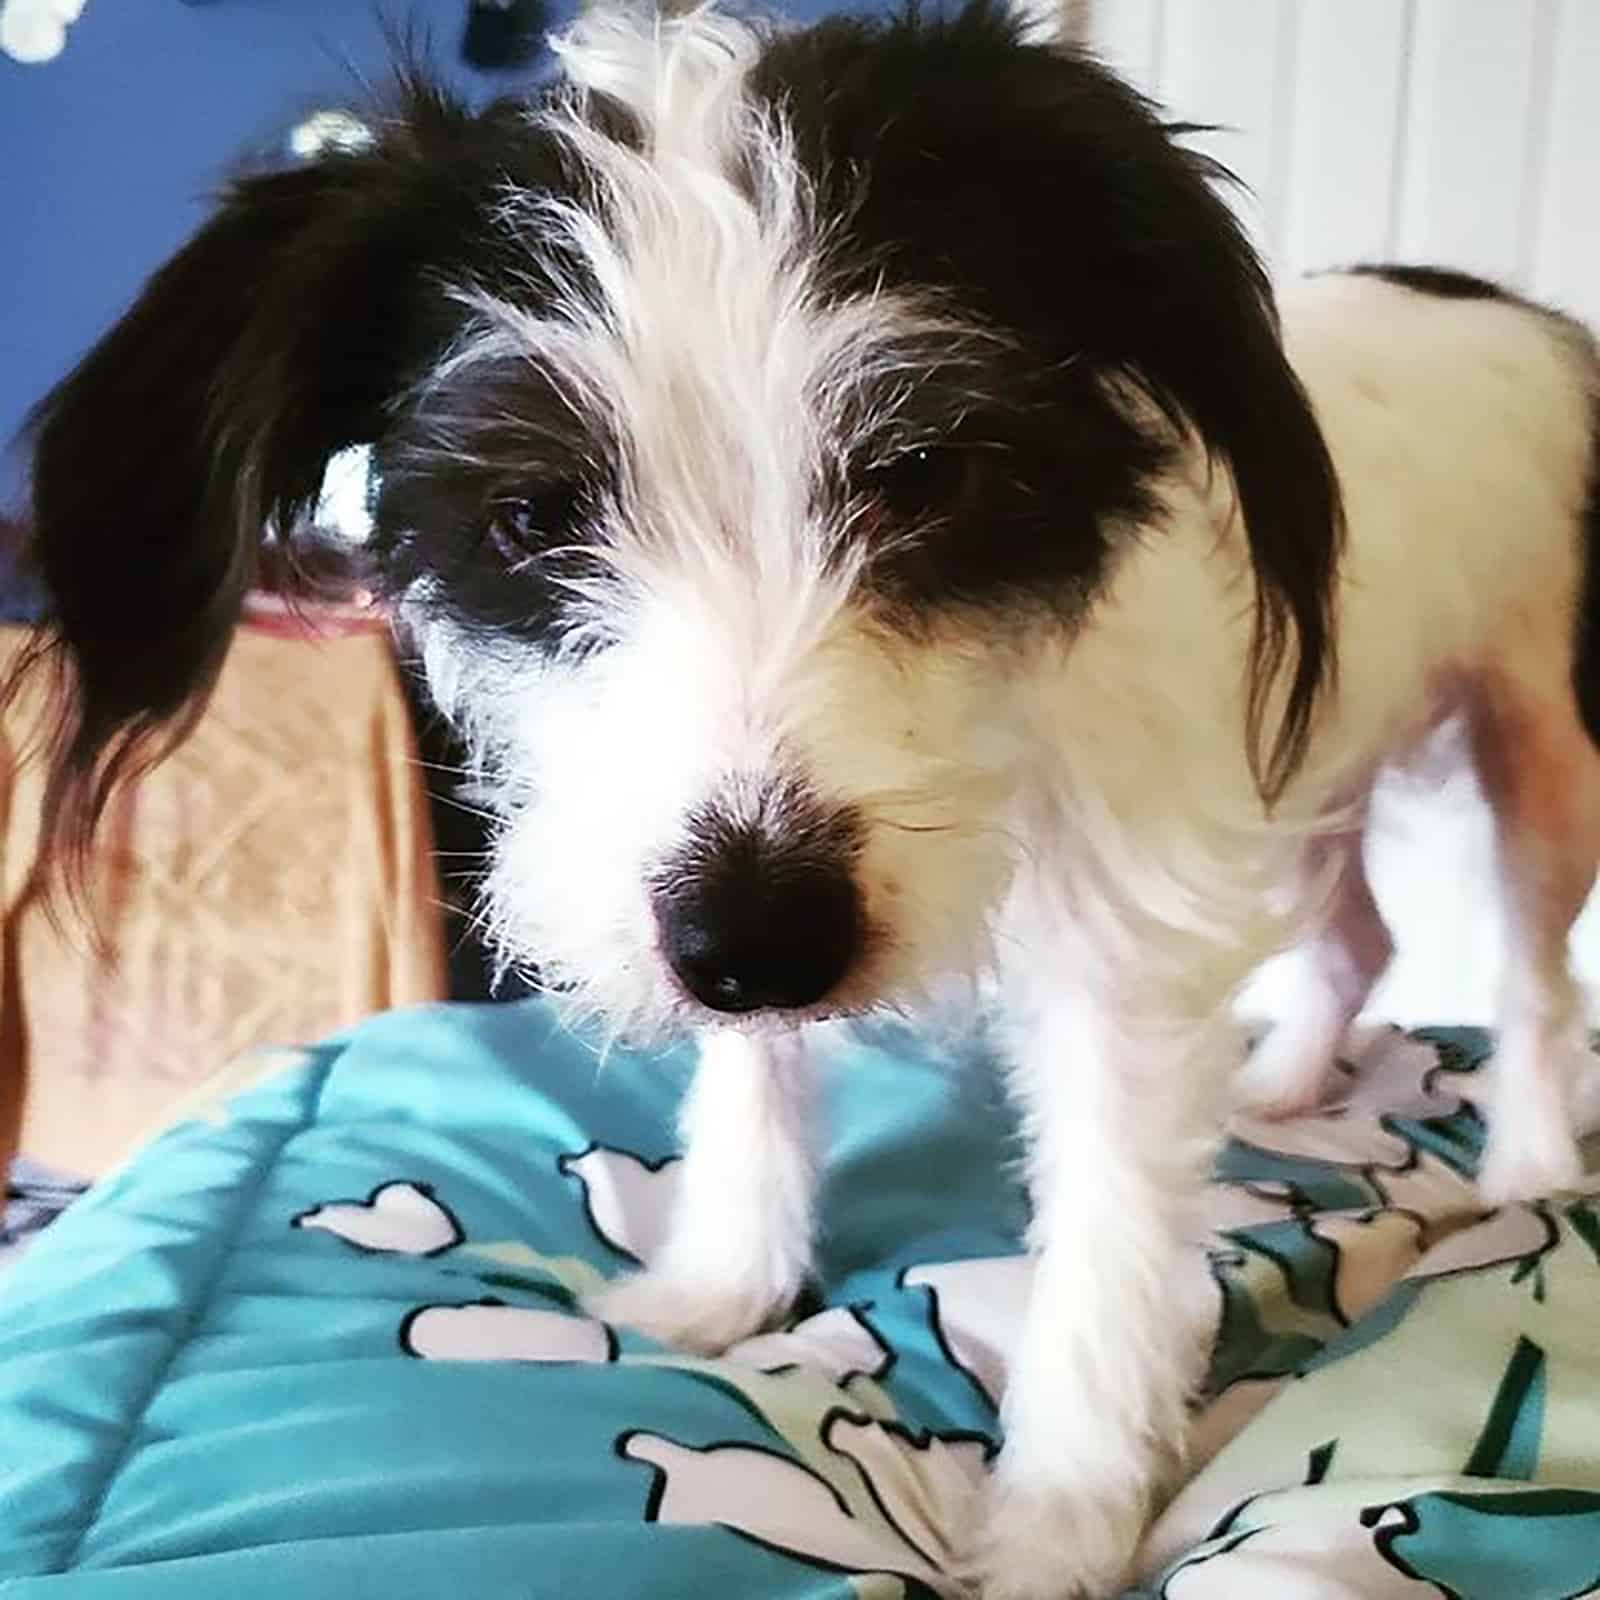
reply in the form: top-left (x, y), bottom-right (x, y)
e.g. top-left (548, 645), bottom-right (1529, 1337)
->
top-left (753, 1), bottom-right (1345, 798)
top-left (1574, 405), bottom-right (1600, 752)
top-left (830, 325), bottom-right (1171, 623)
top-left (374, 356), bottom-right (617, 644)
top-left (1347, 263), bottom-right (1515, 302)
top-left (18, 73), bottom-right (578, 873)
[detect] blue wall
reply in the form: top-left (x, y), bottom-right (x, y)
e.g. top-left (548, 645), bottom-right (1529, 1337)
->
top-left (0, 0), bottom-right (865, 512)
top-left (0, 1), bottom-right (581, 504)
top-left (0, 0), bottom-right (565, 508)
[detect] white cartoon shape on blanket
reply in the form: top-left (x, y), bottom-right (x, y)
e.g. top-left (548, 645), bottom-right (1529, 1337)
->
top-left (623, 1412), bottom-right (989, 1597)
top-left (1410, 1200), bottom-right (1556, 1280)
top-left (1201, 1178), bottom-right (1308, 1235)
top-left (1232, 1029), bottom-right (1472, 1173)
top-left (348, 1157), bottom-right (893, 1383)
top-left (1146, 1201), bottom-right (1577, 1573)
top-left (0, 0), bottom-right (85, 62)
top-left (901, 1257), bottom-right (1029, 1405)
top-left (560, 1146), bottom-right (679, 1264)
top-left (402, 1299), bottom-right (615, 1363)
top-left (293, 1181), bottom-right (462, 1255)
top-left (729, 1305), bottom-right (894, 1386)
top-left (1163, 1505), bottom-right (1440, 1599)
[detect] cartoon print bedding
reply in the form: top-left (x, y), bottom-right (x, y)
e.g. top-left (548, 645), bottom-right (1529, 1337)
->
top-left (0, 1000), bottom-right (1597, 1599)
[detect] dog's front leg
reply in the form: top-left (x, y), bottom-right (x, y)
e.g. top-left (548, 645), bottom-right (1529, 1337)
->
top-left (972, 980), bottom-right (1232, 1600)
top-left (586, 1027), bottom-right (817, 1353)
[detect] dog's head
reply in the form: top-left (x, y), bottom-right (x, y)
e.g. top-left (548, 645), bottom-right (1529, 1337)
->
top-left (21, 2), bottom-right (1340, 1036)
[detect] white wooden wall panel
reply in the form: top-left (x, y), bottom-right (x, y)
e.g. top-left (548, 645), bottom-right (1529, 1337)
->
top-left (1088, 0), bottom-right (1164, 88)
top-left (1534, 0), bottom-right (1600, 321)
top-left (1156, 0), bottom-right (1290, 248)
top-left (1280, 0), bottom-right (1411, 270)
top-left (1395, 0), bottom-right (1548, 283)
top-left (1088, 0), bottom-right (1600, 326)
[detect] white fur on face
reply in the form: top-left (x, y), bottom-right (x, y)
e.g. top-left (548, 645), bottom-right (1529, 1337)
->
top-left (408, 10), bottom-right (1025, 1038)
top-left (435, 591), bottom-right (1023, 1040)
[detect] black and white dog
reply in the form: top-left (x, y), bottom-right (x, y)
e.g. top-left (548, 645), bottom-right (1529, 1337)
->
top-left (19, 5), bottom-right (1600, 1594)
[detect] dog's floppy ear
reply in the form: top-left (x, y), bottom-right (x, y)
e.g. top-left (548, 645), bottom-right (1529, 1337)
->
top-left (758, 1), bottom-right (1344, 802)
top-left (1091, 132), bottom-right (1347, 808)
top-left (16, 75), bottom-right (521, 873)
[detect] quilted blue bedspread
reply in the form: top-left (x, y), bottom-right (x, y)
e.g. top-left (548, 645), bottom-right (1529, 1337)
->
top-left (1, 1000), bottom-right (1598, 1599)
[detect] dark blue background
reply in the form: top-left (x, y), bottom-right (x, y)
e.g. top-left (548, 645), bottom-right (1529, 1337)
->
top-left (0, 0), bottom-right (860, 509)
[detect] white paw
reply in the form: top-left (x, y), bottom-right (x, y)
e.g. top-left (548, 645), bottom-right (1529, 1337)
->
top-left (963, 1473), bottom-right (1148, 1600)
top-left (584, 1265), bottom-right (800, 1355)
top-left (1478, 1125), bottom-right (1585, 1207)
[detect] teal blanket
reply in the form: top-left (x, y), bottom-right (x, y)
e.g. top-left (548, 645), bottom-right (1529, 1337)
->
top-left (1, 1001), bottom-right (1597, 1598)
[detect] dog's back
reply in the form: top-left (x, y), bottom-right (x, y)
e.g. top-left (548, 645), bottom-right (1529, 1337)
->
top-left (1278, 268), bottom-right (1599, 774)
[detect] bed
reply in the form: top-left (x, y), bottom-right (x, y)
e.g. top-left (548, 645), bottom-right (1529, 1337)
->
top-left (0, 1000), bottom-right (1595, 1599)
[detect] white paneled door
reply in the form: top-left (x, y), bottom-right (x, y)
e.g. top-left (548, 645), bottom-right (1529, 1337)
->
top-left (1084, 0), bottom-right (1600, 326)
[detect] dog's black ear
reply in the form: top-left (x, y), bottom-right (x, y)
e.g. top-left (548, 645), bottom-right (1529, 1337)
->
top-left (1088, 137), bottom-right (1346, 808)
top-left (757, 0), bottom-right (1344, 802)
top-left (1100, 134), bottom-right (1346, 807)
top-left (16, 76), bottom-right (523, 874)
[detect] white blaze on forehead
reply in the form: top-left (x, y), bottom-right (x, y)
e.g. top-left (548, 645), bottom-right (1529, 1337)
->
top-left (539, 6), bottom-right (821, 560)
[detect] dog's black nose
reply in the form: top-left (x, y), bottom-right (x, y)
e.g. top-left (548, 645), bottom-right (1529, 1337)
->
top-left (653, 854), bottom-right (862, 1015)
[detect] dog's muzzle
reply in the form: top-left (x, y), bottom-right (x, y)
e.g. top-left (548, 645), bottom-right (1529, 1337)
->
top-left (651, 788), bottom-right (864, 1015)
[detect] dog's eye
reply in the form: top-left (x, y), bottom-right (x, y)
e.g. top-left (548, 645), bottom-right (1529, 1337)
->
top-left (482, 479), bottom-right (585, 562)
top-left (860, 446), bottom-right (974, 522)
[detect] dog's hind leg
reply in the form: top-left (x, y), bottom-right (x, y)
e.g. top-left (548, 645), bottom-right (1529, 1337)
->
top-left (1470, 656), bottom-right (1600, 1205)
top-left (1234, 825), bottom-right (1394, 1119)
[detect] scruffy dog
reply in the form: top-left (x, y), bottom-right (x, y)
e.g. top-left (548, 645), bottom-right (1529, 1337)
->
top-left (17, 4), bottom-right (1600, 1594)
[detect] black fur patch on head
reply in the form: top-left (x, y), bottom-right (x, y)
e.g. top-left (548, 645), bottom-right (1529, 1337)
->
top-left (823, 328), bottom-right (1170, 625)
top-left (753, 0), bottom-right (1345, 798)
top-left (374, 352), bottom-right (619, 644)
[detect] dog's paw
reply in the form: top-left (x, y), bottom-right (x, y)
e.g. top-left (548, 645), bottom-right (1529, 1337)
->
top-left (963, 1475), bottom-right (1145, 1600)
top-left (584, 1266), bottom-right (797, 1355)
